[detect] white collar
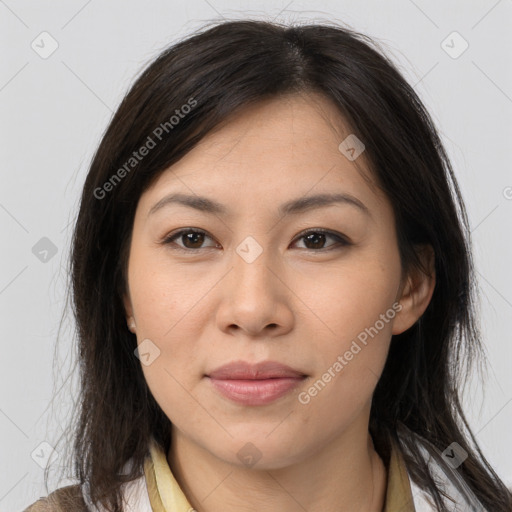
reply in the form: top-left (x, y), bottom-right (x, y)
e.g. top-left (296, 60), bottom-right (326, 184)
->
top-left (400, 429), bottom-right (487, 512)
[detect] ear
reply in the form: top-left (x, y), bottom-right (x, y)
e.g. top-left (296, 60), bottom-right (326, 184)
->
top-left (123, 293), bottom-right (137, 334)
top-left (392, 244), bottom-right (436, 335)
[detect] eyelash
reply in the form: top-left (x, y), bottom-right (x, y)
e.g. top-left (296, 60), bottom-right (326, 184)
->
top-left (160, 228), bottom-right (351, 253)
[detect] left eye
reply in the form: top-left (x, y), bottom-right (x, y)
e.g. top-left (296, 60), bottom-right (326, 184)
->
top-left (161, 228), bottom-right (350, 252)
top-left (293, 229), bottom-right (350, 250)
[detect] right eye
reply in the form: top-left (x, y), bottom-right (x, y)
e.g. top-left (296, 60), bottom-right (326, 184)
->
top-left (161, 228), bottom-right (220, 252)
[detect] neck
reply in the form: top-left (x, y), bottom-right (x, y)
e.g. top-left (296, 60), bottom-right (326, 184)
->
top-left (167, 424), bottom-right (388, 512)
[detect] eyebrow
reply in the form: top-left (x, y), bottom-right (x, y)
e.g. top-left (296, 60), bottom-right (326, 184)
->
top-left (148, 192), bottom-right (370, 218)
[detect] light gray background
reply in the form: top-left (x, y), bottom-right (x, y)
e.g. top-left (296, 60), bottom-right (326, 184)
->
top-left (1, 1), bottom-right (511, 510)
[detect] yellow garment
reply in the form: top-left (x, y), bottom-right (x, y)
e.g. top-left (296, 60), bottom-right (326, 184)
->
top-left (384, 439), bottom-right (416, 511)
top-left (144, 439), bottom-right (194, 511)
top-left (144, 437), bottom-right (416, 512)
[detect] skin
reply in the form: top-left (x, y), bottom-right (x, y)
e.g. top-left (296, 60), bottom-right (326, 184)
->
top-left (123, 92), bottom-right (435, 512)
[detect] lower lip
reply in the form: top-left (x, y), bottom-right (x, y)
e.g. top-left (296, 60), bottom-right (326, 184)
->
top-left (206, 376), bottom-right (305, 405)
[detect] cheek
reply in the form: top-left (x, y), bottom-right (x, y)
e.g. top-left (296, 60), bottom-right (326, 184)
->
top-left (140, 360), bottom-right (206, 442)
top-left (128, 246), bottom-right (208, 339)
top-left (128, 252), bottom-right (208, 407)
top-left (299, 257), bottom-right (399, 404)
top-left (132, 273), bottom-right (206, 430)
top-left (296, 292), bottom-right (396, 439)
top-left (302, 256), bottom-right (400, 343)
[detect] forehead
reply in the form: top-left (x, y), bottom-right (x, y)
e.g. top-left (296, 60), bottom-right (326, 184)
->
top-left (139, 92), bottom-right (385, 215)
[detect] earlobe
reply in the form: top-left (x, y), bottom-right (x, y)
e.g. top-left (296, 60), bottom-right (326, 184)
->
top-left (127, 316), bottom-right (137, 333)
top-left (392, 245), bottom-right (436, 335)
top-left (123, 294), bottom-right (136, 333)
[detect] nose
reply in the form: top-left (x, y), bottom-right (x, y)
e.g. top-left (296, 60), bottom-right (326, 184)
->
top-left (215, 243), bottom-right (294, 338)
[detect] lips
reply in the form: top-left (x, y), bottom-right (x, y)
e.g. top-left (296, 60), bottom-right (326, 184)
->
top-left (206, 360), bottom-right (306, 380)
top-left (205, 360), bottom-right (307, 406)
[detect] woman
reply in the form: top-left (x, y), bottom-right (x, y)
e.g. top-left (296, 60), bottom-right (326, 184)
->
top-left (25, 18), bottom-right (511, 512)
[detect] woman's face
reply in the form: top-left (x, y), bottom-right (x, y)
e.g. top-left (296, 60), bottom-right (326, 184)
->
top-left (124, 93), bottom-right (419, 468)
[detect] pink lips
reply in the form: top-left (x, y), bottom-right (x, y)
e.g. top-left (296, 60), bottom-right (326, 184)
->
top-left (206, 360), bottom-right (306, 406)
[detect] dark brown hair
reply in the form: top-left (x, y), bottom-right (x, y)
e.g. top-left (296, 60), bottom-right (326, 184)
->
top-left (54, 18), bottom-right (511, 511)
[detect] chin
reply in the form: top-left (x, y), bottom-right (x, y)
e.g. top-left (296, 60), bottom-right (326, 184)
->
top-left (208, 435), bottom-right (307, 471)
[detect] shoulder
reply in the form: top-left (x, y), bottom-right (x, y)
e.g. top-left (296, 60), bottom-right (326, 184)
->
top-left (23, 463), bottom-right (151, 512)
top-left (23, 484), bottom-right (88, 512)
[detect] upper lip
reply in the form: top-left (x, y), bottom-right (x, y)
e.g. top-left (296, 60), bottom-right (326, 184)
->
top-left (206, 360), bottom-right (306, 380)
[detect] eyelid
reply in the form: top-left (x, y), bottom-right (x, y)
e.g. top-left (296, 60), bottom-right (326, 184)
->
top-left (160, 227), bottom-right (351, 252)
top-left (161, 228), bottom-right (219, 250)
top-left (292, 227), bottom-right (350, 248)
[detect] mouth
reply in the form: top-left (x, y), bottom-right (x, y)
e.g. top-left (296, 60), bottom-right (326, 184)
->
top-left (205, 360), bottom-right (307, 406)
